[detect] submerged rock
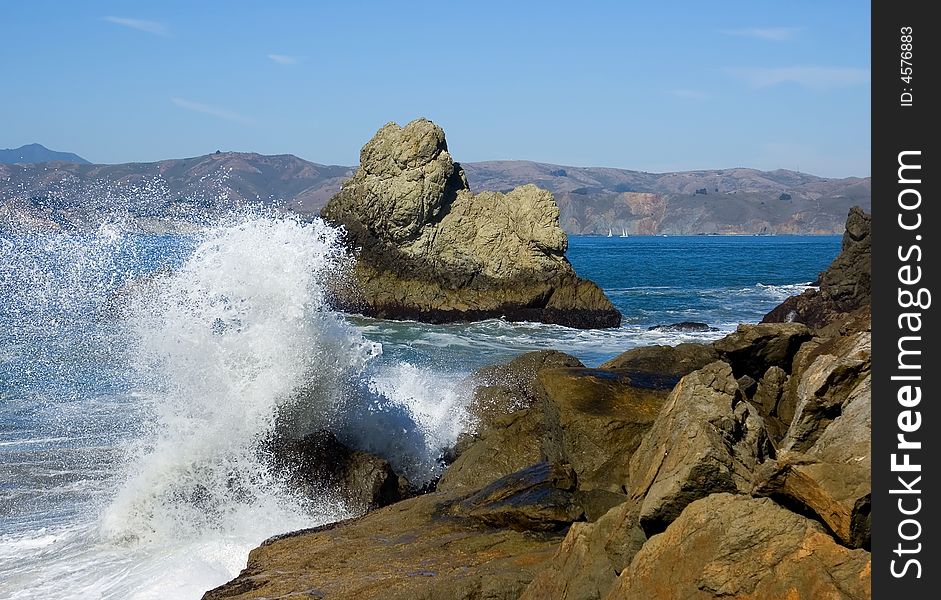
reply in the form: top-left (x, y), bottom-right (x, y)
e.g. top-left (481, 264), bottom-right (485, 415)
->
top-left (321, 118), bottom-right (621, 329)
top-left (646, 321), bottom-right (717, 332)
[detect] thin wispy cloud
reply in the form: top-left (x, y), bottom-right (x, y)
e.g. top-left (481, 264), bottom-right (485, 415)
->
top-left (171, 98), bottom-right (254, 124)
top-left (722, 27), bottom-right (802, 42)
top-left (671, 89), bottom-right (708, 100)
top-left (267, 54), bottom-right (302, 65)
top-left (728, 66), bottom-right (870, 90)
top-left (104, 16), bottom-right (167, 36)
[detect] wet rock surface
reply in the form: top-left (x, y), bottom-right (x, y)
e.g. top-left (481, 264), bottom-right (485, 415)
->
top-left (266, 430), bottom-right (410, 513)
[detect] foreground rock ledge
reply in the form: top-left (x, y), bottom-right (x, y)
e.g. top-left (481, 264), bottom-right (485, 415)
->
top-left (608, 493), bottom-right (871, 599)
top-left (321, 118), bottom-right (621, 329)
top-left (202, 492), bottom-right (565, 600)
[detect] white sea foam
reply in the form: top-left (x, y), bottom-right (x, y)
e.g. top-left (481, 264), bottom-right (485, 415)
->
top-left (2, 215), bottom-right (464, 599)
top-left (101, 216), bottom-right (375, 545)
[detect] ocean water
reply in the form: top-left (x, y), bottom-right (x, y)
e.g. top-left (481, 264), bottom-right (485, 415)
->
top-left (0, 216), bottom-right (840, 599)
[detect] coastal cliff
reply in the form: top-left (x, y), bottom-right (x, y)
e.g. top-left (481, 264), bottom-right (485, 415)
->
top-left (321, 119), bottom-right (621, 329)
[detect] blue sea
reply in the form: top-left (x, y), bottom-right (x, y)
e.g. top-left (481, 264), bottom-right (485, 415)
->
top-left (0, 217), bottom-right (840, 599)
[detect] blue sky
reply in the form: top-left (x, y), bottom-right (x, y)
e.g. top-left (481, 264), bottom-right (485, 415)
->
top-left (1, 1), bottom-right (870, 177)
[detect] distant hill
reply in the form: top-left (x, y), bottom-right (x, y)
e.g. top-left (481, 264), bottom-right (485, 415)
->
top-left (462, 161), bottom-right (871, 235)
top-left (0, 152), bottom-right (870, 234)
top-left (0, 143), bottom-right (90, 165)
top-left (0, 152), bottom-right (353, 232)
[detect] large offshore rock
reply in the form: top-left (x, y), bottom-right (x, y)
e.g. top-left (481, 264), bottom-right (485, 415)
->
top-left (626, 362), bottom-right (772, 535)
top-left (606, 494), bottom-right (871, 600)
top-left (203, 492), bottom-right (565, 600)
top-left (764, 206), bottom-right (871, 329)
top-left (321, 118), bottom-right (620, 329)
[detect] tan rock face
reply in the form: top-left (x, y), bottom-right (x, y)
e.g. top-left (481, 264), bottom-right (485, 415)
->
top-left (606, 494), bottom-right (871, 600)
top-left (521, 500), bottom-right (646, 600)
top-left (427, 185), bottom-right (569, 278)
top-left (332, 119), bottom-right (466, 244)
top-left (753, 329), bottom-right (872, 549)
top-left (782, 331), bottom-right (871, 452)
top-left (626, 361), bottom-right (772, 535)
top-left (203, 493), bottom-right (565, 600)
top-left (321, 118), bottom-right (621, 328)
top-left (538, 368), bottom-right (669, 495)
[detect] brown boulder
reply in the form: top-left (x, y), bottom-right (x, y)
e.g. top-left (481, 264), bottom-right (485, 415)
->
top-left (751, 365), bottom-right (789, 440)
top-left (438, 351), bottom-right (582, 494)
top-left (521, 501), bottom-right (646, 600)
top-left (626, 362), bottom-right (772, 535)
top-left (607, 494), bottom-right (871, 599)
top-left (598, 342), bottom-right (719, 389)
top-left (469, 350), bottom-right (584, 432)
top-left (712, 322), bottom-right (812, 381)
top-left (753, 374), bottom-right (872, 548)
top-left (538, 367), bottom-right (669, 495)
top-left (443, 462), bottom-right (583, 532)
top-left (438, 409), bottom-right (544, 494)
top-left (781, 331), bottom-right (871, 453)
top-left (266, 430), bottom-right (409, 513)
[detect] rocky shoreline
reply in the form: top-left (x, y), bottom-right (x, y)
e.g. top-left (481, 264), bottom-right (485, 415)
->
top-left (205, 207), bottom-right (871, 600)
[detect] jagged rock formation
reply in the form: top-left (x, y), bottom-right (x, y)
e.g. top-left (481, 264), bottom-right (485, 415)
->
top-left (608, 494), bottom-right (871, 599)
top-left (764, 206), bottom-right (871, 329)
top-left (320, 118), bottom-right (621, 329)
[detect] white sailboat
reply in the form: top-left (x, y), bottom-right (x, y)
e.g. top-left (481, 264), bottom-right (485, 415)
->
top-left (607, 228), bottom-right (613, 237)
top-left (620, 228), bottom-right (629, 238)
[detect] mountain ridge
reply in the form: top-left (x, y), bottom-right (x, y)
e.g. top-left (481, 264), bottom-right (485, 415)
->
top-left (0, 143), bottom-right (90, 165)
top-left (1, 151), bottom-right (870, 235)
